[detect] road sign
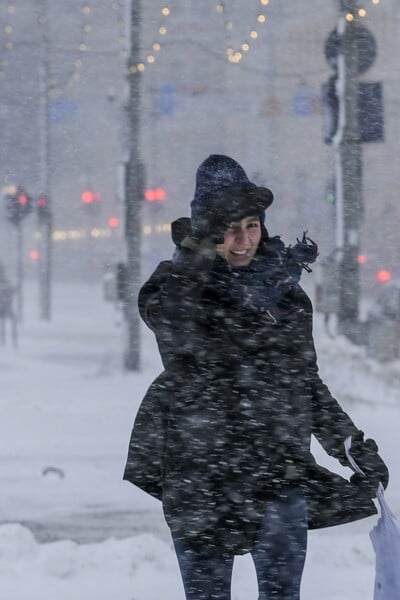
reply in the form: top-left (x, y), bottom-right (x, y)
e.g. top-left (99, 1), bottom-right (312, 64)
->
top-left (324, 23), bottom-right (377, 74)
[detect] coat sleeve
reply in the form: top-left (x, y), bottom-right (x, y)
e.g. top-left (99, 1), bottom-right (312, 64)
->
top-left (304, 313), bottom-right (361, 462)
top-left (309, 363), bottom-right (361, 461)
top-left (138, 240), bottom-right (217, 358)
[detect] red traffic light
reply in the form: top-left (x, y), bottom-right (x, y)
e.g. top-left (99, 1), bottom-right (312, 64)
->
top-left (108, 216), bottom-right (120, 229)
top-left (5, 187), bottom-right (32, 225)
top-left (145, 187), bottom-right (166, 202)
top-left (376, 269), bottom-right (392, 283)
top-left (357, 254), bottom-right (367, 264)
top-left (82, 190), bottom-right (95, 204)
top-left (29, 249), bottom-right (40, 261)
top-left (37, 195), bottom-right (50, 222)
top-left (81, 190), bottom-right (100, 204)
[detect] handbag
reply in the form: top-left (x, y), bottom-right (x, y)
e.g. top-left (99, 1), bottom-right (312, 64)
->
top-left (345, 437), bottom-right (400, 599)
top-left (370, 484), bottom-right (400, 599)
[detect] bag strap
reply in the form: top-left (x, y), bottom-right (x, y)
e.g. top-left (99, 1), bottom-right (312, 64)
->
top-left (344, 436), bottom-right (365, 475)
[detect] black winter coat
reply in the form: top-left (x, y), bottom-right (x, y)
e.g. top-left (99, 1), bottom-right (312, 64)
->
top-left (123, 231), bottom-right (377, 554)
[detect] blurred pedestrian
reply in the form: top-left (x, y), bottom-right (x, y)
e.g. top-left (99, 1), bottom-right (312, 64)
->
top-left (124, 155), bottom-right (388, 599)
top-left (0, 261), bottom-right (17, 347)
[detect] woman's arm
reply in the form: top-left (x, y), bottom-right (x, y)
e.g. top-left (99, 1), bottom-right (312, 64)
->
top-left (138, 240), bottom-right (217, 358)
top-left (306, 318), bottom-right (389, 492)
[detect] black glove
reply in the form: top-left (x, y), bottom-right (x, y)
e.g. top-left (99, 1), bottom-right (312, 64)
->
top-left (347, 432), bottom-right (389, 498)
top-left (192, 208), bottom-right (229, 244)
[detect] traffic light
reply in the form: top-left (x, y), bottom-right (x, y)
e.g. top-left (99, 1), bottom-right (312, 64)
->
top-left (358, 82), bottom-right (384, 143)
top-left (323, 24), bottom-right (383, 145)
top-left (144, 187), bottom-right (166, 202)
top-left (108, 216), bottom-right (120, 229)
top-left (37, 195), bottom-right (51, 223)
top-left (81, 189), bottom-right (101, 214)
top-left (321, 75), bottom-right (339, 144)
top-left (325, 178), bottom-right (336, 204)
top-left (81, 189), bottom-right (100, 205)
top-left (376, 269), bottom-right (391, 283)
top-left (4, 186), bottom-right (33, 226)
top-left (116, 262), bottom-right (127, 302)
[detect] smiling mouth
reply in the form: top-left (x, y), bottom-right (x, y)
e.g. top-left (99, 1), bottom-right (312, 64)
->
top-left (230, 249), bottom-right (249, 256)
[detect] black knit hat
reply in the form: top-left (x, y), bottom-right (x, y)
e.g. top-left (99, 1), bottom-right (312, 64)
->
top-left (190, 155), bottom-right (273, 233)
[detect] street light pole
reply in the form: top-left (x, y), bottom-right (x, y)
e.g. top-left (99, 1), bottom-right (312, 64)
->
top-left (124, 0), bottom-right (145, 370)
top-left (334, 0), bottom-right (363, 341)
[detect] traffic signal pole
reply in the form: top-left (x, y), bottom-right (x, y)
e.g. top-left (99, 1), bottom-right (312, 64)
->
top-left (333, 0), bottom-right (363, 342)
top-left (4, 187), bottom-right (33, 321)
top-left (16, 221), bottom-right (23, 320)
top-left (38, 0), bottom-right (52, 320)
top-left (124, 0), bottom-right (145, 370)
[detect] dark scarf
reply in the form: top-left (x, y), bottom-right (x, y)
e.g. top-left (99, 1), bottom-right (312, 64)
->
top-left (207, 235), bottom-right (317, 321)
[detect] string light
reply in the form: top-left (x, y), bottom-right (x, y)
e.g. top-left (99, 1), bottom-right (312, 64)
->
top-left (111, 2), bottom-right (128, 60)
top-left (0, 0), bottom-right (384, 88)
top-left (217, 0), bottom-right (269, 64)
top-left (34, 2), bottom-right (94, 98)
top-left (128, 5), bottom-right (171, 75)
top-left (345, 1), bottom-right (381, 23)
top-left (119, 0), bottom-right (380, 74)
top-left (0, 3), bottom-right (16, 81)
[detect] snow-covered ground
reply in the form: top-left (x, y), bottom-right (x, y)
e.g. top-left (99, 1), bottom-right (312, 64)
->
top-left (0, 279), bottom-right (399, 599)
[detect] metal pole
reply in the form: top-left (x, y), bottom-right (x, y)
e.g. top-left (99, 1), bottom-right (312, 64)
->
top-left (38, 0), bottom-right (52, 320)
top-left (124, 0), bottom-right (145, 370)
top-left (336, 0), bottom-right (363, 341)
top-left (16, 222), bottom-right (23, 321)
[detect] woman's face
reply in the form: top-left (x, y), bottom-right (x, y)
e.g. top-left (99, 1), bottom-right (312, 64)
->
top-left (216, 215), bottom-right (262, 267)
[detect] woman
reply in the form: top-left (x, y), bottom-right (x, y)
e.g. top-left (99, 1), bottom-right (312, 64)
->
top-left (124, 155), bottom-right (388, 599)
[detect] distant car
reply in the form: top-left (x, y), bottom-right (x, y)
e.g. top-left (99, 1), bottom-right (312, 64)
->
top-left (366, 281), bottom-right (400, 361)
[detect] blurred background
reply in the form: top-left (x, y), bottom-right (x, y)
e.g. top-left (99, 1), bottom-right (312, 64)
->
top-left (0, 0), bottom-right (399, 358)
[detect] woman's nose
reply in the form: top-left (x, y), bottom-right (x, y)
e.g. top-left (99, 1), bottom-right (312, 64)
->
top-left (235, 228), bottom-right (248, 243)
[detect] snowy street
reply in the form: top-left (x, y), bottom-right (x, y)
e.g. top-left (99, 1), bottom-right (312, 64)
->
top-left (0, 280), bottom-right (399, 599)
top-left (1, 0), bottom-right (399, 597)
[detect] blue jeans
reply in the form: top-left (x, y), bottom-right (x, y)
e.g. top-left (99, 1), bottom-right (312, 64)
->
top-left (173, 486), bottom-right (308, 600)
